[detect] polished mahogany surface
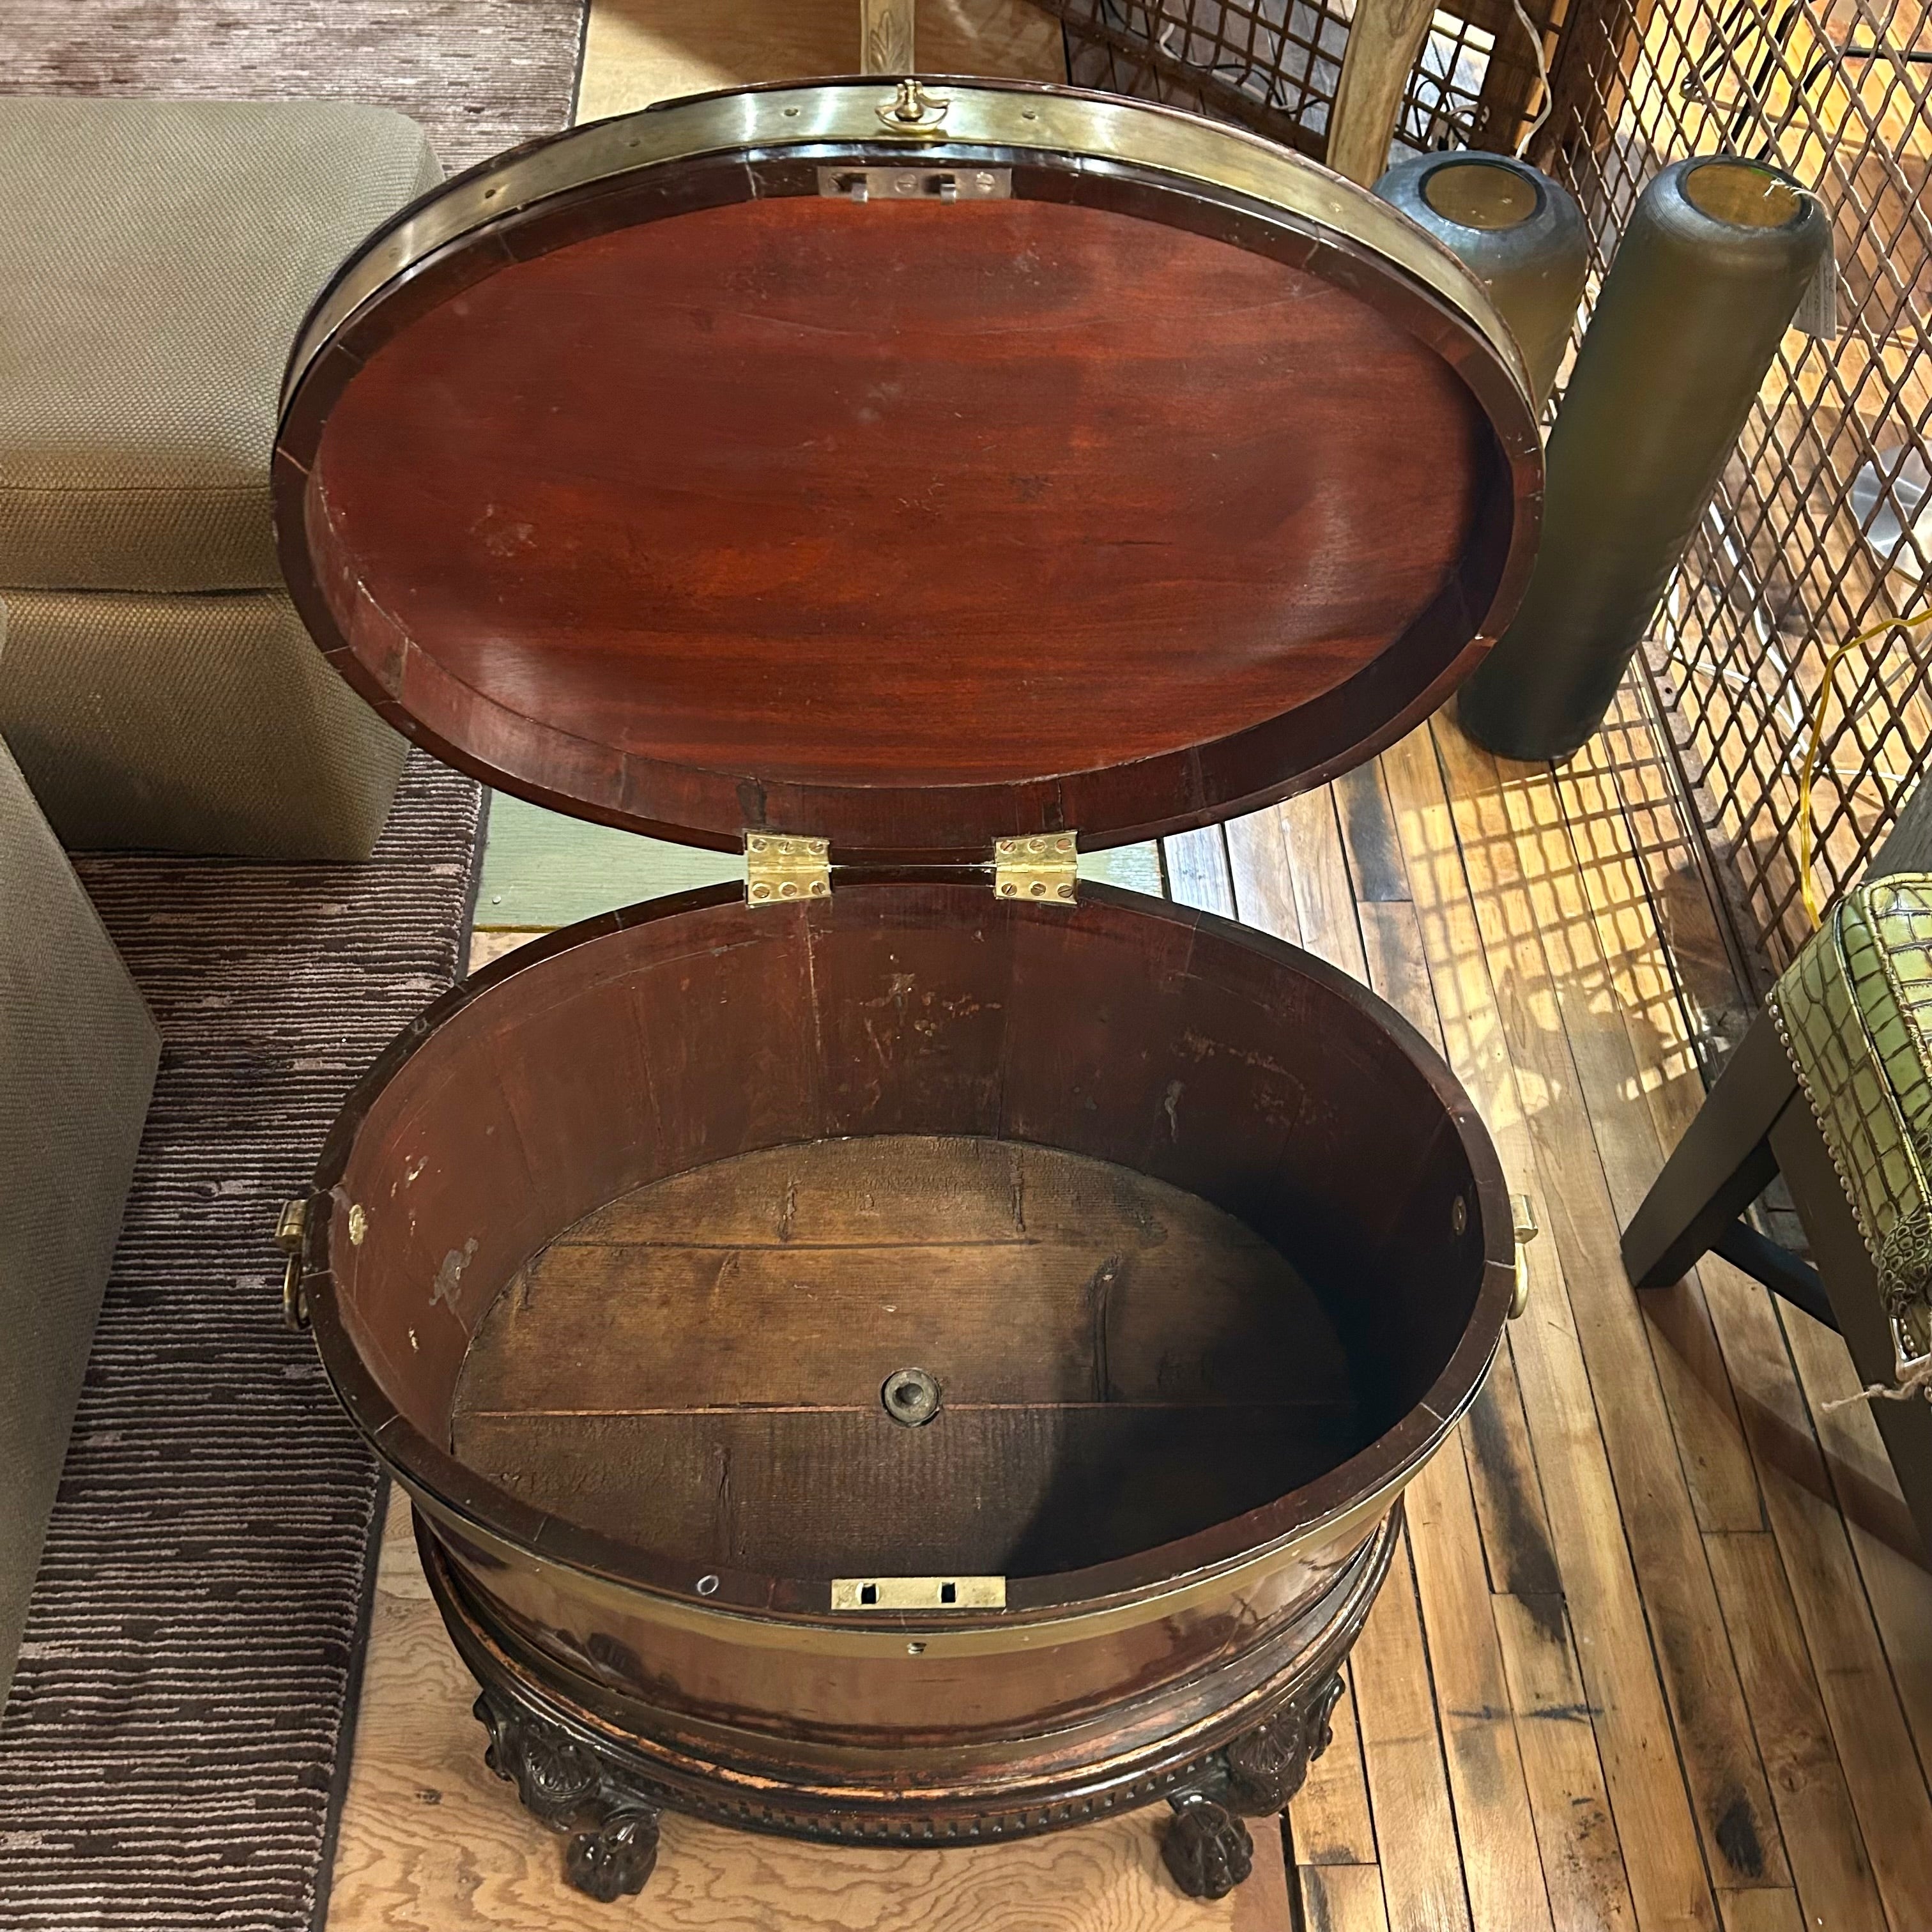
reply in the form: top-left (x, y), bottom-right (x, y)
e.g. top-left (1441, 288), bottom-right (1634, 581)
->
top-left (282, 101), bottom-right (1540, 858)
top-left (312, 197), bottom-right (1479, 784)
top-left (284, 91), bottom-right (1535, 1870)
top-left (311, 881), bottom-right (1512, 1618)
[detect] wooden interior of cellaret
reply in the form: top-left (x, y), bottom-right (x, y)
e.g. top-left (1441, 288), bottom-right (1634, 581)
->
top-left (320, 882), bottom-right (1497, 1585)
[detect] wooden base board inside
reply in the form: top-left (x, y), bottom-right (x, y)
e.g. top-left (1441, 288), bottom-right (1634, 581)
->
top-left (450, 1134), bottom-right (1360, 1577)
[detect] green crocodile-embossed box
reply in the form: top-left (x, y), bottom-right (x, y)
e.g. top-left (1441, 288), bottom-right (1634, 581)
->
top-left (1770, 872), bottom-right (1932, 1368)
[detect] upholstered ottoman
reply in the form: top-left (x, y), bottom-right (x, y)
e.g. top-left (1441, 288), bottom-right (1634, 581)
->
top-left (0, 99), bottom-right (440, 857)
top-left (0, 603), bottom-right (160, 1708)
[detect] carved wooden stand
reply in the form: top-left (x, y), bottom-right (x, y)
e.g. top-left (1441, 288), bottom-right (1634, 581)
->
top-left (1159, 1671), bottom-right (1346, 1899)
top-left (453, 1600), bottom-right (1347, 1905)
top-left (419, 1506), bottom-right (1380, 1906)
top-left (471, 1683), bottom-right (664, 1901)
top-left (422, 1491), bottom-right (1385, 1908)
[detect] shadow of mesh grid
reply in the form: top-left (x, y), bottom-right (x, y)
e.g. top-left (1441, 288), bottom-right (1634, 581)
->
top-left (1038, 0), bottom-right (1932, 1002)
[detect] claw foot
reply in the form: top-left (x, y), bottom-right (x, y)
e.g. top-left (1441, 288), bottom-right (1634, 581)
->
top-left (565, 1807), bottom-right (660, 1901)
top-left (473, 1686), bottom-right (664, 1900)
top-left (1163, 1793), bottom-right (1255, 1899)
top-left (1157, 1669), bottom-right (1346, 1897)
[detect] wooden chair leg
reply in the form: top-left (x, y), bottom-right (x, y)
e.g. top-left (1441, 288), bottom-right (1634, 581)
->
top-left (1621, 1008), bottom-right (1799, 1289)
top-left (1709, 1218), bottom-right (1838, 1331)
top-left (1770, 1096), bottom-right (1932, 1558)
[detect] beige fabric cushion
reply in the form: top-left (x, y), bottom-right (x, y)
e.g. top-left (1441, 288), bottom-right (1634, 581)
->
top-left (0, 99), bottom-right (440, 591)
top-left (0, 602), bottom-right (160, 1707)
top-left (0, 587), bottom-right (408, 858)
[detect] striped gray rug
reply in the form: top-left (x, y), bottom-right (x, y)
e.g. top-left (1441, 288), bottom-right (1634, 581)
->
top-left (0, 756), bottom-right (484, 1929)
top-left (0, 3), bottom-right (581, 1918)
top-left (0, 1), bottom-right (588, 174)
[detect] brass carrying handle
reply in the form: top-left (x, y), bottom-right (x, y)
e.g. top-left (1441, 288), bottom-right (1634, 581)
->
top-left (276, 1197), bottom-right (310, 1331)
top-left (1510, 1193), bottom-right (1539, 1320)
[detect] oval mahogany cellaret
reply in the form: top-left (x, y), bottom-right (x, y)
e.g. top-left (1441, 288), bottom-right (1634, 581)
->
top-left (275, 76), bottom-right (1540, 1901)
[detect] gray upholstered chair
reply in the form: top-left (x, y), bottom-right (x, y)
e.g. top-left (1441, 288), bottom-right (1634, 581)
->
top-left (0, 98), bottom-right (439, 859)
top-left (0, 602), bottom-right (159, 1711)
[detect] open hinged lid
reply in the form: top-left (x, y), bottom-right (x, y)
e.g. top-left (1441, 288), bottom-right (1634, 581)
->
top-left (275, 77), bottom-right (1542, 866)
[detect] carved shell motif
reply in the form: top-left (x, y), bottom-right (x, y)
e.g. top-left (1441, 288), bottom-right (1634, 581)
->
top-left (1225, 1671), bottom-right (1346, 1814)
top-left (475, 1689), bottom-right (602, 1823)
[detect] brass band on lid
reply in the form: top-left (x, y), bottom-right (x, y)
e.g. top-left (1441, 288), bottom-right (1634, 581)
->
top-left (282, 77), bottom-right (1533, 419)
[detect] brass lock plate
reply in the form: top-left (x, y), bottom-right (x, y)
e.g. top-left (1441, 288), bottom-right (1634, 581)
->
top-left (831, 1574), bottom-right (1007, 1611)
top-left (818, 165), bottom-right (1010, 203)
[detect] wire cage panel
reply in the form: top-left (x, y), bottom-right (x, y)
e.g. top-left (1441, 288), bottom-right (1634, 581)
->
top-left (1045, 0), bottom-right (1932, 995)
top-left (1533, 0), bottom-right (1932, 989)
top-left (1036, 0), bottom-right (1346, 148)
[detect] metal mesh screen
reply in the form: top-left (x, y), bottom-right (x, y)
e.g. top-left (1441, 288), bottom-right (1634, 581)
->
top-left (1399, 0), bottom-right (1557, 154)
top-left (1045, 0), bottom-right (1932, 997)
top-left (1034, 1), bottom-right (1347, 150)
top-left (1038, 3), bottom-right (1565, 174)
top-left (1530, 0), bottom-right (1932, 993)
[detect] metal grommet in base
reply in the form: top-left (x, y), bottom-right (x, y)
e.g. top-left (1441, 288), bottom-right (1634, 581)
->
top-left (882, 1366), bottom-right (941, 1426)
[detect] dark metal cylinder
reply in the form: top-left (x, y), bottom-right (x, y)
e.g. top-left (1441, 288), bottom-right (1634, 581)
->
top-left (1374, 151), bottom-right (1588, 408)
top-left (1456, 156), bottom-right (1830, 761)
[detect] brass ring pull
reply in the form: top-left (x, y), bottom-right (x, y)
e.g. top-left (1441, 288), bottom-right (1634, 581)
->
top-left (1510, 1193), bottom-right (1539, 1320)
top-left (276, 1197), bottom-right (311, 1331)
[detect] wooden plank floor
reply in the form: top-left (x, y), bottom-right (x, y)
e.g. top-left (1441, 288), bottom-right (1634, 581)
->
top-left (325, 702), bottom-right (1932, 1932)
top-left (322, 9), bottom-right (1932, 1929)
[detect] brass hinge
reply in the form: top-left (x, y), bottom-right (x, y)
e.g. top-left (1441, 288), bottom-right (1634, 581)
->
top-left (746, 832), bottom-right (831, 908)
top-left (994, 833), bottom-right (1078, 905)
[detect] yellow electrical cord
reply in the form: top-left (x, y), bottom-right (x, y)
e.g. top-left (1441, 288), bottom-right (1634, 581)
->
top-left (1797, 604), bottom-right (1932, 930)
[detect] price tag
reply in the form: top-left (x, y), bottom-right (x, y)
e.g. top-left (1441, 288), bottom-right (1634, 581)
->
top-left (1794, 213), bottom-right (1839, 340)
